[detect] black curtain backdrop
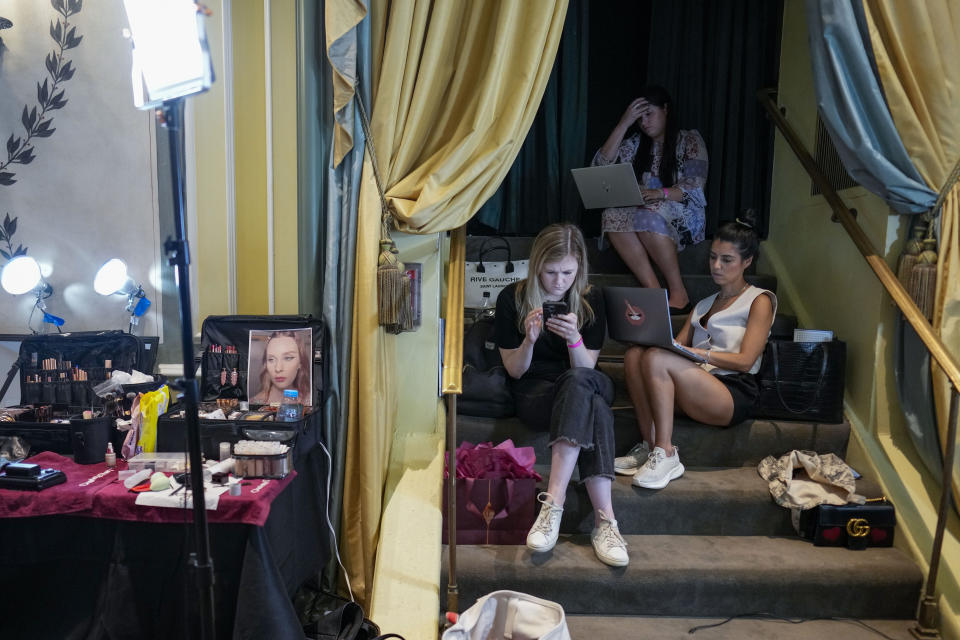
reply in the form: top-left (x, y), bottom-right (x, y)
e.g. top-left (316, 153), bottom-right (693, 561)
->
top-left (471, 1), bottom-right (781, 240)
top-left (580, 1), bottom-right (652, 238)
top-left (645, 0), bottom-right (783, 238)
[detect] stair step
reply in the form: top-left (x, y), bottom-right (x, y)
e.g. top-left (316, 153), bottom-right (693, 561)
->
top-left (466, 234), bottom-right (726, 277)
top-left (549, 467), bottom-right (881, 537)
top-left (564, 615), bottom-right (918, 639)
top-left (441, 535), bottom-right (922, 619)
top-left (590, 237), bottom-right (720, 278)
top-left (455, 413), bottom-right (851, 468)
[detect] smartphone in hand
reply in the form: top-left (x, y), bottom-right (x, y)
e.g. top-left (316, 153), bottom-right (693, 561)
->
top-left (541, 301), bottom-right (569, 324)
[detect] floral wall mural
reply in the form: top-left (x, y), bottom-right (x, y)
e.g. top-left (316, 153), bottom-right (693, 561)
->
top-left (0, 0), bottom-right (161, 337)
top-left (1, 0), bottom-right (82, 187)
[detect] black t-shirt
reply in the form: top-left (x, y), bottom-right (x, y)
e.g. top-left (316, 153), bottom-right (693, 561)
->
top-left (494, 281), bottom-right (606, 380)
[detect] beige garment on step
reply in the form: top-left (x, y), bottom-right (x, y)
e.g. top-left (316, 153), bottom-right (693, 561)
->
top-left (757, 450), bottom-right (864, 510)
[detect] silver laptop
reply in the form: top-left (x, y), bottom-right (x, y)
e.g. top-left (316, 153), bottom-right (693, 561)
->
top-left (571, 163), bottom-right (646, 209)
top-left (603, 286), bottom-right (706, 363)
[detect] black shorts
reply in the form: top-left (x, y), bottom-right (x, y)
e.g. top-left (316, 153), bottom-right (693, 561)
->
top-left (714, 372), bottom-right (759, 426)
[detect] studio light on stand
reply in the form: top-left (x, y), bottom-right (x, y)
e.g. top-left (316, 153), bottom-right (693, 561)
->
top-left (121, 1), bottom-right (215, 636)
top-left (94, 258), bottom-right (151, 332)
top-left (1, 255), bottom-right (64, 333)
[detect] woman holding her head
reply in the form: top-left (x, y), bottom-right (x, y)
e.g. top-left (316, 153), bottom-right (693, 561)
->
top-left (615, 215), bottom-right (776, 489)
top-left (593, 85), bottom-right (708, 311)
top-left (494, 223), bottom-right (627, 567)
top-left (250, 330), bottom-right (312, 405)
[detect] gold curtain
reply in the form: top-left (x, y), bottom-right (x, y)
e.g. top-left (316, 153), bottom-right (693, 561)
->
top-left (334, 0), bottom-right (568, 605)
top-left (862, 1), bottom-right (960, 493)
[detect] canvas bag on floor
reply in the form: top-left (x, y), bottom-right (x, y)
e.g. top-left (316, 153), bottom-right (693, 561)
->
top-left (442, 590), bottom-right (571, 640)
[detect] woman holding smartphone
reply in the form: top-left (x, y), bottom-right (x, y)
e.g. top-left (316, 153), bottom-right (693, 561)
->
top-left (494, 223), bottom-right (627, 567)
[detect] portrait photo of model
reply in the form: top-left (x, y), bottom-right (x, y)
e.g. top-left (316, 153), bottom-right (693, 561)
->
top-left (247, 328), bottom-right (313, 406)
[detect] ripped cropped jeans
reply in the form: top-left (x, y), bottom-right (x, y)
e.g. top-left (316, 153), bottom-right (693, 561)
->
top-left (511, 367), bottom-right (615, 481)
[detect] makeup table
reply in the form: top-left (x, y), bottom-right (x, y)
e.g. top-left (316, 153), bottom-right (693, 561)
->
top-left (0, 449), bottom-right (330, 639)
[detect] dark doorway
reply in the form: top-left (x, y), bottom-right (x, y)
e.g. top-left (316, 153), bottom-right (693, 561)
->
top-left (470, 0), bottom-right (783, 241)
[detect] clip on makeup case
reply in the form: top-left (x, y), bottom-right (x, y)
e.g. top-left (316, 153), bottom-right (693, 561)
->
top-left (0, 331), bottom-right (160, 463)
top-left (156, 315), bottom-right (324, 466)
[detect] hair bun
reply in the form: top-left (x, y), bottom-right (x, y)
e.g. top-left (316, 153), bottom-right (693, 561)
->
top-left (736, 209), bottom-right (758, 230)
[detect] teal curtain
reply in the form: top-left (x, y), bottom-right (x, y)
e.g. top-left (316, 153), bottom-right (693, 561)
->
top-left (299, 0), bottom-right (327, 321)
top-left (805, 0), bottom-right (942, 482)
top-left (805, 0), bottom-right (936, 214)
top-left (299, 0), bottom-right (370, 590)
top-left (895, 315), bottom-right (942, 483)
top-left (471, 0), bottom-right (588, 235)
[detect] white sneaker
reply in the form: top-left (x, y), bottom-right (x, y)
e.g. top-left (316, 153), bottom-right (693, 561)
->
top-left (526, 492), bottom-right (563, 552)
top-left (632, 446), bottom-right (684, 490)
top-left (614, 441), bottom-right (650, 475)
top-left (591, 510), bottom-right (629, 567)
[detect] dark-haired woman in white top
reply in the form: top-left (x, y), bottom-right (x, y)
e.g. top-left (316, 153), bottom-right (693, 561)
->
top-left (616, 217), bottom-right (777, 489)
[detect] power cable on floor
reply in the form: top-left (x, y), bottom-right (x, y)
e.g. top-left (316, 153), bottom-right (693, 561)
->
top-left (317, 438), bottom-right (354, 602)
top-left (687, 612), bottom-right (901, 639)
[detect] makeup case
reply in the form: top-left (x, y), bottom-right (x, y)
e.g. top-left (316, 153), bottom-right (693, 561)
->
top-left (156, 315), bottom-right (324, 464)
top-left (0, 331), bottom-right (160, 463)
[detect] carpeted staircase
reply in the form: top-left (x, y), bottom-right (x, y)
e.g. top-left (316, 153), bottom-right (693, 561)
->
top-left (442, 238), bottom-right (923, 638)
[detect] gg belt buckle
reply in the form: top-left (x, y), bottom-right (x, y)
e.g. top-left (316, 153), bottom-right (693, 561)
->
top-left (846, 517), bottom-right (871, 538)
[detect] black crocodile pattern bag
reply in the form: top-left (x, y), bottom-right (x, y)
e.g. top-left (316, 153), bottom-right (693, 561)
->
top-left (753, 339), bottom-right (846, 424)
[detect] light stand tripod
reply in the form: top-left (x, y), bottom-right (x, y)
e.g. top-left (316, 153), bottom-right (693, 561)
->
top-left (120, 1), bottom-right (216, 633)
top-left (160, 97), bottom-right (215, 639)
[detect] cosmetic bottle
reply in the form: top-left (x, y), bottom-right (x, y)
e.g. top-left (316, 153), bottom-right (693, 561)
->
top-left (105, 442), bottom-right (117, 468)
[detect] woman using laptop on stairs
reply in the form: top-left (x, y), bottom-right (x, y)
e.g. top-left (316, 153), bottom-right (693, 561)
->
top-left (593, 85), bottom-right (708, 312)
top-left (494, 223), bottom-right (628, 567)
top-left (616, 214), bottom-right (776, 489)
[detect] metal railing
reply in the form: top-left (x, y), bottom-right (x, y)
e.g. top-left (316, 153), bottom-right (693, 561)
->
top-left (441, 225), bottom-right (466, 620)
top-left (758, 87), bottom-right (959, 640)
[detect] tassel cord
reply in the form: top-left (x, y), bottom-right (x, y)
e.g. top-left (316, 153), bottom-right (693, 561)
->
top-left (355, 91), bottom-right (413, 332)
top-left (929, 156), bottom-right (960, 226)
top-left (355, 93), bottom-right (394, 243)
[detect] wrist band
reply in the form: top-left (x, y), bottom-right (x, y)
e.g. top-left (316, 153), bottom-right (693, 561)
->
top-left (567, 337), bottom-right (583, 349)
top-left (662, 188), bottom-right (669, 200)
top-left (706, 348), bottom-right (711, 364)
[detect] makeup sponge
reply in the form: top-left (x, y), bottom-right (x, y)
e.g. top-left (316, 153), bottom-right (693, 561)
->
top-left (149, 471), bottom-right (170, 491)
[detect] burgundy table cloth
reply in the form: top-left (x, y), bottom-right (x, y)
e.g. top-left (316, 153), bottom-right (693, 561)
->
top-left (0, 452), bottom-right (294, 527)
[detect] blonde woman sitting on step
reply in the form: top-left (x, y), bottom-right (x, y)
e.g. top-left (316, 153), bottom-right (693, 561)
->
top-left (494, 223), bottom-right (627, 567)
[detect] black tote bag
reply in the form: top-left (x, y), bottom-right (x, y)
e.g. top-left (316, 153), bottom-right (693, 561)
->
top-left (458, 315), bottom-right (515, 418)
top-left (753, 339), bottom-right (846, 424)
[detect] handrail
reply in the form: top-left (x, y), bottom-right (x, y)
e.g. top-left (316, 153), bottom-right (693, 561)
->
top-left (757, 88), bottom-right (960, 391)
top-left (757, 87), bottom-right (959, 639)
top-left (442, 226), bottom-right (466, 395)
top-left (440, 225), bottom-right (466, 625)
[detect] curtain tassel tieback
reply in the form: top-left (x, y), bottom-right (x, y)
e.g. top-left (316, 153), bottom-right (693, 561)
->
top-left (897, 160), bottom-right (960, 320)
top-left (897, 222), bottom-right (938, 321)
top-left (907, 238), bottom-right (938, 320)
top-left (355, 90), bottom-right (413, 334)
top-left (377, 237), bottom-right (413, 334)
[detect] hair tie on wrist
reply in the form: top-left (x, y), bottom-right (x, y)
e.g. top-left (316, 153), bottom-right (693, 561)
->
top-left (662, 188), bottom-right (669, 200)
top-left (567, 337), bottom-right (583, 349)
